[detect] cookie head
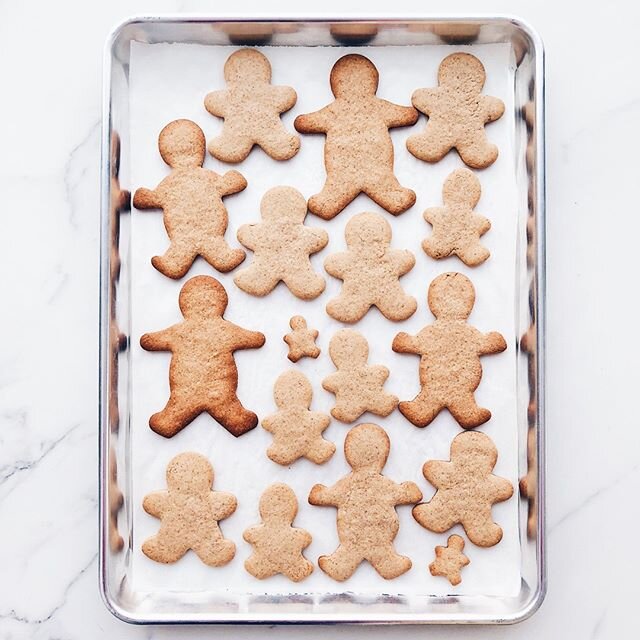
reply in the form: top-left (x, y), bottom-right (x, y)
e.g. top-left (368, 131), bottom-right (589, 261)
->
top-left (259, 483), bottom-right (298, 524)
top-left (166, 452), bottom-right (213, 493)
top-left (224, 48), bottom-right (271, 84)
top-left (158, 119), bottom-right (206, 169)
top-left (345, 212), bottom-right (391, 255)
top-left (438, 52), bottom-right (486, 92)
top-left (330, 54), bottom-right (379, 98)
top-left (179, 275), bottom-right (228, 320)
top-left (290, 315), bottom-right (308, 331)
top-left (273, 370), bottom-right (312, 410)
top-left (450, 431), bottom-right (498, 473)
top-left (329, 328), bottom-right (368, 368)
top-left (428, 272), bottom-right (475, 320)
top-left (344, 423), bottom-right (390, 472)
top-left (261, 186), bottom-right (307, 223)
top-left (443, 168), bottom-right (481, 208)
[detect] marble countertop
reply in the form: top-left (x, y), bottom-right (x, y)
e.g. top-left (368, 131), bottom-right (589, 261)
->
top-left (1, 0), bottom-right (638, 638)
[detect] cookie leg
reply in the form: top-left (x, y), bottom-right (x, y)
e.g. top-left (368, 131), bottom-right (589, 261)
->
top-left (376, 284), bottom-right (417, 321)
top-left (257, 129), bottom-right (300, 161)
top-left (398, 389), bottom-right (444, 427)
top-left (406, 128), bottom-right (452, 163)
top-left (305, 438), bottom-right (336, 464)
top-left (463, 510), bottom-right (503, 547)
top-left (308, 176), bottom-right (360, 220)
top-left (149, 394), bottom-right (199, 438)
top-left (413, 500), bottom-right (458, 533)
top-left (447, 394), bottom-right (491, 429)
top-left (142, 533), bottom-right (189, 563)
top-left (455, 241), bottom-right (490, 267)
top-left (245, 554), bottom-right (274, 579)
top-left (151, 243), bottom-right (197, 279)
top-left (372, 391), bottom-right (399, 418)
top-left (368, 545), bottom-right (412, 579)
top-left (318, 545), bottom-right (362, 581)
top-left (208, 132), bottom-right (254, 163)
top-left (234, 264), bottom-right (280, 296)
top-left (285, 557), bottom-right (314, 582)
top-left (456, 136), bottom-right (499, 169)
top-left (208, 396), bottom-right (259, 437)
top-left (326, 292), bottom-right (370, 323)
top-left (422, 235), bottom-right (452, 260)
top-left (283, 268), bottom-right (326, 300)
top-left (193, 537), bottom-right (236, 566)
top-left (198, 237), bottom-right (245, 273)
top-left (364, 174), bottom-right (416, 215)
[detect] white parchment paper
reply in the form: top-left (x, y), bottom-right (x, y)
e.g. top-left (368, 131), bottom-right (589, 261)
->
top-left (129, 41), bottom-right (520, 598)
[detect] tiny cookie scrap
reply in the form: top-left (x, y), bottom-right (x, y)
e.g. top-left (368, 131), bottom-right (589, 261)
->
top-left (283, 316), bottom-right (320, 363)
top-left (142, 452), bottom-right (237, 566)
top-left (204, 48), bottom-right (300, 162)
top-left (413, 431), bottom-right (513, 547)
top-left (309, 423), bottom-right (422, 581)
top-left (393, 272), bottom-right (506, 429)
top-left (133, 119), bottom-right (246, 279)
top-left (407, 53), bottom-right (505, 169)
top-left (429, 534), bottom-right (470, 586)
top-left (244, 483), bottom-right (314, 582)
top-left (294, 54), bottom-right (418, 219)
top-left (234, 186), bottom-right (328, 299)
top-left (262, 370), bottom-right (335, 465)
top-left (323, 329), bottom-right (398, 423)
top-left (325, 212), bottom-right (416, 323)
top-left (423, 168), bottom-right (491, 266)
top-left (140, 276), bottom-right (265, 438)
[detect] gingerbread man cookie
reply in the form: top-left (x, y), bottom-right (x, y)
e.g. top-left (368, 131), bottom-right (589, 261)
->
top-left (142, 452), bottom-right (237, 565)
top-left (407, 53), bottom-right (505, 169)
top-left (204, 49), bottom-right (300, 162)
top-left (244, 483), bottom-right (314, 582)
top-left (325, 212), bottom-right (417, 323)
top-left (283, 316), bottom-right (320, 363)
top-left (140, 276), bottom-right (265, 438)
top-left (429, 535), bottom-right (470, 586)
top-left (309, 423), bottom-right (422, 581)
top-left (322, 329), bottom-right (398, 423)
top-left (133, 119), bottom-right (246, 279)
top-left (423, 168), bottom-right (491, 266)
top-left (262, 370), bottom-right (335, 465)
top-left (234, 187), bottom-right (328, 299)
top-left (413, 431), bottom-right (513, 547)
top-left (294, 54), bottom-right (418, 219)
top-left (393, 273), bottom-right (506, 429)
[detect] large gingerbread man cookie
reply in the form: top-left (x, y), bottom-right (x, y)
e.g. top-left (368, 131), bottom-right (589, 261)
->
top-left (140, 276), bottom-right (265, 438)
top-left (142, 452), bottom-right (237, 565)
top-left (133, 119), bottom-right (246, 279)
top-left (294, 54), bottom-right (418, 219)
top-left (413, 431), bottom-right (513, 547)
top-left (309, 423), bottom-right (422, 581)
top-left (322, 329), bottom-right (398, 423)
top-left (325, 212), bottom-right (417, 323)
top-left (407, 53), bottom-right (505, 169)
top-left (243, 483), bottom-right (314, 582)
top-left (393, 272), bottom-right (506, 429)
top-left (204, 49), bottom-right (300, 162)
top-left (234, 186), bottom-right (328, 299)
top-left (423, 168), bottom-right (491, 266)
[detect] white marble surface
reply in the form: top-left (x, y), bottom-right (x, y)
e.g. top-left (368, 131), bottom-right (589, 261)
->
top-left (0, 0), bottom-right (639, 637)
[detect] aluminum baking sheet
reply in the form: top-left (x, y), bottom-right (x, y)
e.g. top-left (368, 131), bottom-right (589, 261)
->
top-left (100, 16), bottom-right (545, 625)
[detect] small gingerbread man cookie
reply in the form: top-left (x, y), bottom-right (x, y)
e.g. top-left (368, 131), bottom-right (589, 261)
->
top-left (423, 168), bottom-right (491, 266)
top-left (413, 431), bottom-right (513, 547)
top-left (295, 54), bottom-right (418, 219)
top-left (309, 423), bottom-right (422, 581)
top-left (204, 49), bottom-right (300, 162)
top-left (393, 273), bottom-right (506, 429)
top-left (140, 276), bottom-right (265, 438)
top-left (234, 187), bottom-right (328, 299)
top-left (283, 316), bottom-right (320, 363)
top-left (325, 212), bottom-right (417, 323)
top-left (244, 483), bottom-right (314, 582)
top-left (322, 329), bottom-right (398, 423)
top-left (142, 452), bottom-right (237, 566)
top-left (133, 119), bottom-right (247, 279)
top-left (407, 53), bottom-right (505, 169)
top-left (429, 535), bottom-right (470, 586)
top-left (262, 370), bottom-right (335, 465)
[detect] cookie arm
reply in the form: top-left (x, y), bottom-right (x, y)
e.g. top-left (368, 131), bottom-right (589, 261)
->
top-left (394, 481), bottom-right (423, 505)
top-left (304, 227), bottom-right (329, 253)
top-left (142, 491), bottom-right (169, 518)
top-left (243, 524), bottom-right (261, 545)
top-left (480, 331), bottom-right (507, 355)
top-left (237, 223), bottom-right (260, 251)
top-left (133, 187), bottom-right (162, 210)
top-left (293, 526), bottom-right (312, 549)
top-left (308, 482), bottom-right (341, 507)
top-left (140, 325), bottom-right (179, 352)
top-left (489, 474), bottom-right (514, 502)
top-left (228, 323), bottom-right (266, 350)
top-left (321, 371), bottom-right (341, 394)
top-left (324, 252), bottom-right (350, 278)
top-left (272, 85), bottom-right (298, 112)
top-left (204, 89), bottom-right (229, 117)
top-left (389, 249), bottom-right (416, 276)
top-left (380, 99), bottom-right (419, 128)
top-left (411, 88), bottom-right (438, 115)
top-left (294, 106), bottom-right (332, 134)
top-left (210, 491), bottom-right (238, 519)
top-left (481, 95), bottom-right (505, 123)
top-left (423, 460), bottom-right (455, 487)
top-left (392, 331), bottom-right (421, 355)
top-left (218, 170), bottom-right (248, 197)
